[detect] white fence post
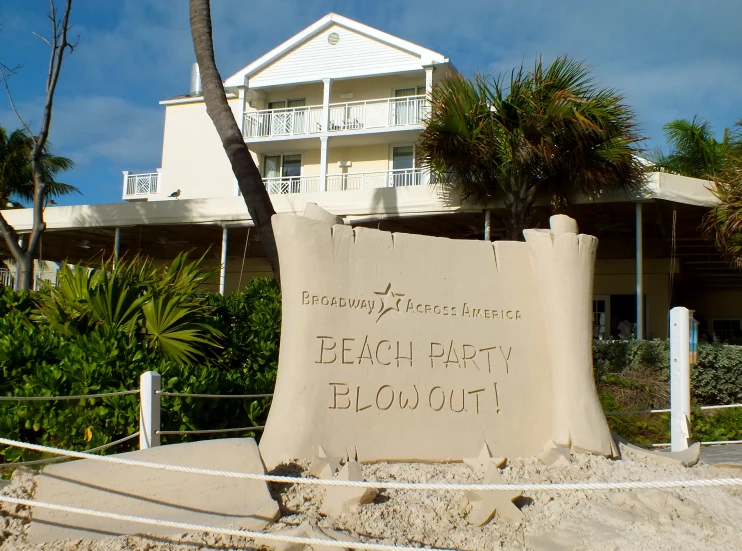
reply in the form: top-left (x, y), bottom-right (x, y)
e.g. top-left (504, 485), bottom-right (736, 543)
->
top-left (670, 307), bottom-right (691, 452)
top-left (140, 371), bottom-right (161, 449)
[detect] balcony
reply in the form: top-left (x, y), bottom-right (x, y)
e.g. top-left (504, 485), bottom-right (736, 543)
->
top-left (263, 175), bottom-right (321, 195)
top-left (262, 168), bottom-right (425, 195)
top-left (0, 268), bottom-right (12, 288)
top-left (243, 95), bottom-right (427, 141)
top-left (243, 106), bottom-right (323, 139)
top-left (328, 96), bottom-right (427, 133)
top-left (123, 171), bottom-right (159, 201)
top-left (326, 168), bottom-right (424, 191)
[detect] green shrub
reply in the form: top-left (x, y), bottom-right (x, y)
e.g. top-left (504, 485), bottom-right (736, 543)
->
top-left (0, 276), bottom-right (281, 465)
top-left (33, 253), bottom-right (222, 364)
top-left (594, 339), bottom-right (742, 444)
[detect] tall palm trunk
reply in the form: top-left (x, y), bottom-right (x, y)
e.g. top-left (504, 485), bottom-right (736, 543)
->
top-left (502, 176), bottom-right (536, 241)
top-left (189, 0), bottom-right (280, 282)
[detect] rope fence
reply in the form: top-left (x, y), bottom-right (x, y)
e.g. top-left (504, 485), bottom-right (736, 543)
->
top-left (1, 437), bottom-right (741, 492)
top-left (0, 432), bottom-right (140, 470)
top-left (606, 403), bottom-right (742, 416)
top-left (0, 390), bottom-right (139, 401)
top-left (156, 392), bottom-right (273, 399)
top-left (0, 495), bottom-right (441, 551)
top-left (156, 426), bottom-right (264, 436)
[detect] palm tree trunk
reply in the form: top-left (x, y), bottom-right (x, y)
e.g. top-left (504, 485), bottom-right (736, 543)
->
top-left (502, 177), bottom-right (536, 241)
top-left (189, 0), bottom-right (280, 283)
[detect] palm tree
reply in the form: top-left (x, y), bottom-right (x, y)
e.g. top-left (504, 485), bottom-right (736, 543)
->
top-left (189, 0), bottom-right (280, 282)
top-left (418, 56), bottom-right (646, 240)
top-left (0, 126), bottom-right (78, 208)
top-left (652, 116), bottom-right (739, 179)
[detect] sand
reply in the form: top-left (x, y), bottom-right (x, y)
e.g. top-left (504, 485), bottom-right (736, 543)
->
top-left (2, 443), bottom-right (741, 551)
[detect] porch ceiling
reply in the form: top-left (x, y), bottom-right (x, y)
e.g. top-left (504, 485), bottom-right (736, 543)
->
top-left (0, 224), bottom-right (262, 266)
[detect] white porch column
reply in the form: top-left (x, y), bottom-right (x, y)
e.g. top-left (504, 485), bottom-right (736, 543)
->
top-left (219, 226), bottom-right (228, 296)
top-left (320, 137), bottom-right (329, 192)
top-left (322, 78), bottom-right (332, 132)
top-left (636, 202), bottom-right (644, 340)
top-left (239, 75), bottom-right (249, 135)
top-left (424, 65), bottom-right (434, 98)
top-left (122, 170), bottom-right (130, 197)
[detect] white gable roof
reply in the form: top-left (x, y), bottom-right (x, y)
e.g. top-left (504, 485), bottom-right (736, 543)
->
top-left (224, 13), bottom-right (448, 88)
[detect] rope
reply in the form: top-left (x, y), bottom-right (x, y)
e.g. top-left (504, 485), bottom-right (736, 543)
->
top-left (156, 392), bottom-right (273, 399)
top-left (0, 432), bottom-right (139, 469)
top-left (605, 403), bottom-right (742, 416)
top-left (157, 426), bottom-right (264, 435)
top-left (0, 390), bottom-right (139, 401)
top-left (0, 437), bottom-right (740, 492)
top-left (0, 496), bottom-right (439, 551)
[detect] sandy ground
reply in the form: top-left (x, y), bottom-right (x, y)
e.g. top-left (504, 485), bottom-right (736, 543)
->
top-left (1, 443), bottom-right (741, 551)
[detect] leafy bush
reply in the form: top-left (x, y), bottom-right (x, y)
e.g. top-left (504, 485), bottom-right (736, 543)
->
top-left (594, 339), bottom-right (742, 444)
top-left (33, 253), bottom-right (222, 364)
top-left (0, 273), bottom-right (281, 465)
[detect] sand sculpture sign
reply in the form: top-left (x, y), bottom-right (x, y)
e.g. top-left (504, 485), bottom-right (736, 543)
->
top-left (259, 206), bottom-right (617, 469)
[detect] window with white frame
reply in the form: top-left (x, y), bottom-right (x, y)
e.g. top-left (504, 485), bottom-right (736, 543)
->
top-left (262, 154), bottom-right (302, 193)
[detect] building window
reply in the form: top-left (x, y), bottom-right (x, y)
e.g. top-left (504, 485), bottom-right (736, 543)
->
top-left (391, 146), bottom-right (418, 187)
top-left (711, 319), bottom-right (742, 343)
top-left (263, 154), bottom-right (302, 193)
top-left (264, 99), bottom-right (307, 135)
top-left (393, 87), bottom-right (425, 125)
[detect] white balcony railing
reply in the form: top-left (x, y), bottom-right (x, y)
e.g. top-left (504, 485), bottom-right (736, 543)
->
top-left (328, 95), bottom-right (427, 132)
top-left (244, 106), bottom-right (323, 138)
top-left (243, 96), bottom-right (427, 139)
top-left (0, 268), bottom-right (13, 288)
top-left (123, 172), bottom-right (158, 199)
top-left (263, 175), bottom-right (321, 195)
top-left (326, 168), bottom-right (425, 192)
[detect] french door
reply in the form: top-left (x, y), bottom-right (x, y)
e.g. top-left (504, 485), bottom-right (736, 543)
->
top-left (263, 154), bottom-right (302, 193)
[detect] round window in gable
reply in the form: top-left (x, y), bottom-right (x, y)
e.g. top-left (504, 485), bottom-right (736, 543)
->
top-left (327, 32), bottom-right (340, 46)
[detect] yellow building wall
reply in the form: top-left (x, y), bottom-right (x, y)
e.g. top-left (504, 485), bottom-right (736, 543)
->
top-left (685, 291), bottom-right (742, 321)
top-left (594, 258), bottom-right (673, 339)
top-left (160, 98), bottom-right (257, 201)
top-left (331, 74), bottom-right (426, 103)
top-left (327, 144), bottom-right (391, 174)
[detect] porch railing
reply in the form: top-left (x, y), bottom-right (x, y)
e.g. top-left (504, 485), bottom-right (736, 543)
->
top-left (326, 168), bottom-right (425, 192)
top-left (243, 95), bottom-right (428, 139)
top-left (263, 175), bottom-right (321, 195)
top-left (123, 172), bottom-right (158, 199)
top-left (244, 106), bottom-right (323, 138)
top-left (328, 95), bottom-right (427, 132)
top-left (0, 268), bottom-right (13, 288)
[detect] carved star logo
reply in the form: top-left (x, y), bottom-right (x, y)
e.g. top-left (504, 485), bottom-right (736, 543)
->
top-left (375, 283), bottom-right (405, 322)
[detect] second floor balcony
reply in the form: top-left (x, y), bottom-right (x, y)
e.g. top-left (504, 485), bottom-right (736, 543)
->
top-left (261, 167), bottom-right (426, 195)
top-left (123, 171), bottom-right (159, 201)
top-left (243, 95), bottom-right (427, 140)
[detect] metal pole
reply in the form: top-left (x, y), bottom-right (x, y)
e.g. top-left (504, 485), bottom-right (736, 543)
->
top-left (219, 226), bottom-right (228, 296)
top-left (484, 210), bottom-right (491, 241)
top-left (139, 371), bottom-right (161, 449)
top-left (636, 203), bottom-right (644, 340)
top-left (113, 227), bottom-right (121, 261)
top-left (670, 307), bottom-right (691, 452)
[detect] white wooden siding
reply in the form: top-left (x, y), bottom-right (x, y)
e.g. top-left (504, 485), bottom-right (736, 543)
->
top-left (250, 25), bottom-right (423, 87)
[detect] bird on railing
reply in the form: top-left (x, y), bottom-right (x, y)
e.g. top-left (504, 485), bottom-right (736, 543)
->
top-left (169, 189), bottom-right (181, 199)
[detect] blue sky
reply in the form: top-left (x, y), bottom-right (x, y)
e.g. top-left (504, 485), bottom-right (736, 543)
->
top-left (0, 0), bottom-right (740, 206)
